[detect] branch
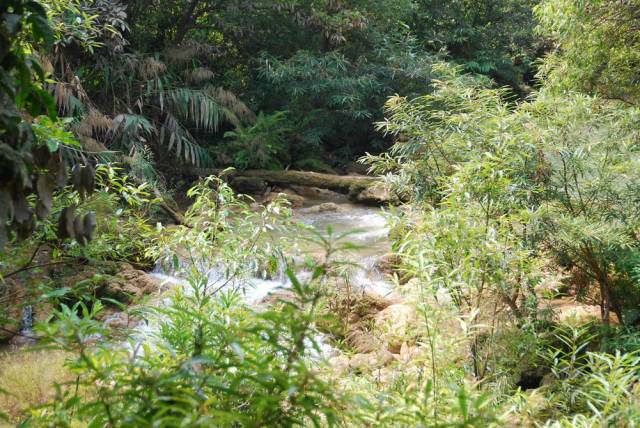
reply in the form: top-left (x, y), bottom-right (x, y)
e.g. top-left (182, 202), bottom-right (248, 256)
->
top-left (2, 260), bottom-right (78, 279)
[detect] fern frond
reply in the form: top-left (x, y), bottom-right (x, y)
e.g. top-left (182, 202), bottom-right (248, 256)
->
top-left (109, 113), bottom-right (156, 150)
top-left (140, 56), bottom-right (167, 80)
top-left (159, 113), bottom-right (210, 166)
top-left (51, 82), bottom-right (85, 116)
top-left (165, 88), bottom-right (222, 132)
top-left (185, 67), bottom-right (215, 84)
top-left (208, 86), bottom-right (256, 124)
top-left (71, 108), bottom-right (113, 137)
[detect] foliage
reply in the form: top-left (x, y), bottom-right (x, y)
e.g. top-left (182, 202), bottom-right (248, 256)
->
top-left (536, 0), bottom-right (640, 104)
top-left (31, 0), bottom-right (547, 175)
top-left (223, 111), bottom-right (290, 170)
top-left (25, 176), bottom-right (343, 426)
top-left (542, 325), bottom-right (640, 425)
top-left (0, 0), bottom-right (58, 246)
top-left (411, 0), bottom-right (543, 91)
top-left (6, 1), bottom-right (640, 427)
top-left (530, 93), bottom-right (640, 324)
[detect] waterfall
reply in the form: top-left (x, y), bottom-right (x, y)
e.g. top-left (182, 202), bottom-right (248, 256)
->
top-left (20, 305), bottom-right (34, 335)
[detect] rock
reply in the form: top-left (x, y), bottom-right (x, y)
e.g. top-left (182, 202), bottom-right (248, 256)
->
top-left (302, 202), bottom-right (341, 213)
top-left (8, 334), bottom-right (37, 347)
top-left (288, 185), bottom-right (343, 201)
top-left (317, 202), bottom-right (340, 212)
top-left (101, 268), bottom-right (160, 303)
top-left (347, 349), bottom-right (395, 372)
top-left (353, 183), bottom-right (398, 205)
top-left (374, 303), bottom-right (417, 354)
top-left (328, 355), bottom-right (351, 375)
top-left (347, 327), bottom-right (385, 353)
top-left (230, 176), bottom-right (267, 195)
top-left (375, 253), bottom-right (402, 276)
top-left (101, 311), bottom-right (134, 329)
top-left (257, 290), bottom-right (298, 306)
top-left (263, 191), bottom-right (305, 208)
top-left (398, 342), bottom-right (421, 362)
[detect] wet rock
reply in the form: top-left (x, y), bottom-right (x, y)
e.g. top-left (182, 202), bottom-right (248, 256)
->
top-left (257, 290), bottom-right (298, 306)
top-left (302, 202), bottom-right (341, 213)
top-left (375, 253), bottom-right (402, 276)
top-left (101, 268), bottom-right (160, 303)
top-left (353, 184), bottom-right (398, 205)
top-left (100, 310), bottom-right (136, 329)
top-left (230, 176), bottom-right (267, 195)
top-left (263, 191), bottom-right (305, 208)
top-left (288, 185), bottom-right (343, 200)
top-left (317, 202), bottom-right (340, 212)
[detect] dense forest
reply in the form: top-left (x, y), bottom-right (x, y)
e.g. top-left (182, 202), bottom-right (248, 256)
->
top-left (2, 0), bottom-right (640, 426)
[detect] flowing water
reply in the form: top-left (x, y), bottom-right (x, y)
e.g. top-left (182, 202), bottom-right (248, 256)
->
top-left (150, 201), bottom-right (395, 304)
top-left (4, 197), bottom-right (395, 359)
top-left (136, 199), bottom-right (396, 357)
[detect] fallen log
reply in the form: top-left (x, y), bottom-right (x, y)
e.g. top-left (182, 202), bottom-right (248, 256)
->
top-left (185, 168), bottom-right (400, 205)
top-left (186, 168), bottom-right (377, 194)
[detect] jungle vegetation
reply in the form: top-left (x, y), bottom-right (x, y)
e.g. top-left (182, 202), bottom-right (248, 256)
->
top-left (2, 0), bottom-right (640, 426)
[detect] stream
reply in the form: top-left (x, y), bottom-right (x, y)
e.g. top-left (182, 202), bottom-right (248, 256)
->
top-left (136, 197), bottom-right (397, 358)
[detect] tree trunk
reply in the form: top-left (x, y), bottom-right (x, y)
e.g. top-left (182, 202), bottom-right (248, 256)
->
top-left (173, 0), bottom-right (200, 45)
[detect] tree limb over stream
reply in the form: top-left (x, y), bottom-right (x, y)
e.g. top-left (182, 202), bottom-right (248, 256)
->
top-left (185, 169), bottom-right (393, 204)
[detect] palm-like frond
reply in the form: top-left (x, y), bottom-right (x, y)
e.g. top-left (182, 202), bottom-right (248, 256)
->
top-left (185, 67), bottom-right (215, 85)
top-left (71, 108), bottom-right (113, 138)
top-left (208, 86), bottom-right (256, 125)
top-left (51, 82), bottom-right (85, 116)
top-left (159, 112), bottom-right (210, 167)
top-left (165, 88), bottom-right (223, 132)
top-left (109, 113), bottom-right (156, 151)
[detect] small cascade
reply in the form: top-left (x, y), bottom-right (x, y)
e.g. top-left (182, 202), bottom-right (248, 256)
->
top-left (124, 201), bottom-right (394, 361)
top-left (20, 305), bottom-right (34, 336)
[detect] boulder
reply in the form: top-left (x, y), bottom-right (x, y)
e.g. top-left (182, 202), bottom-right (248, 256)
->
top-left (346, 327), bottom-right (385, 353)
top-left (398, 342), bottom-right (421, 363)
top-left (302, 202), bottom-right (341, 213)
top-left (288, 185), bottom-right (343, 201)
top-left (353, 184), bottom-right (398, 205)
top-left (317, 202), bottom-right (340, 212)
top-left (375, 253), bottom-right (402, 276)
top-left (263, 191), bottom-right (305, 208)
top-left (101, 267), bottom-right (160, 303)
top-left (99, 310), bottom-right (138, 330)
top-left (374, 303), bottom-right (417, 354)
top-left (230, 176), bottom-right (267, 195)
top-left (328, 354), bottom-right (351, 375)
top-left (346, 349), bottom-right (395, 372)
